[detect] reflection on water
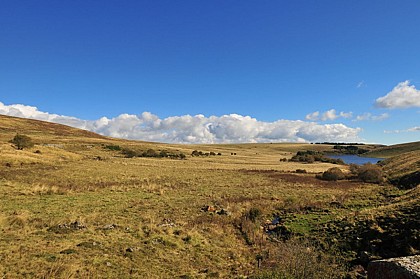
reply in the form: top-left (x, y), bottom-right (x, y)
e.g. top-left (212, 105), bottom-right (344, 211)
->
top-left (327, 154), bottom-right (384, 165)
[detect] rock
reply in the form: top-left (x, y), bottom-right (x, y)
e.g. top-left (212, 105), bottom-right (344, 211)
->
top-left (101, 224), bottom-right (117, 230)
top-left (368, 255), bottom-right (420, 279)
top-left (126, 247), bottom-right (135, 253)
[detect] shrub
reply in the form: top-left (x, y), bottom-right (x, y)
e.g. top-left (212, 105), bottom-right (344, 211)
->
top-left (295, 169), bottom-right (307, 174)
top-left (10, 134), bottom-right (34, 150)
top-left (122, 148), bottom-right (185, 160)
top-left (321, 167), bottom-right (345, 181)
top-left (250, 238), bottom-right (345, 279)
top-left (357, 163), bottom-right (384, 183)
top-left (192, 150), bottom-right (219, 157)
top-left (122, 148), bottom-right (138, 158)
top-left (246, 207), bottom-right (262, 222)
top-left (349, 163), bottom-right (360, 176)
top-left (104, 145), bottom-right (121, 151)
top-left (142, 149), bottom-right (158, 157)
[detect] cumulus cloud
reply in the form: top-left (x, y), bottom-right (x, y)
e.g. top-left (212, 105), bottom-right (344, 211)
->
top-left (375, 81), bottom-right (420, 109)
top-left (305, 109), bottom-right (352, 121)
top-left (305, 111), bottom-right (320, 121)
top-left (354, 113), bottom-right (389, 122)
top-left (0, 102), bottom-right (362, 143)
top-left (339, 111), bottom-right (353, 119)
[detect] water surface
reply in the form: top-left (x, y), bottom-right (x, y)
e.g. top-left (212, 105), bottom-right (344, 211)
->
top-left (327, 154), bottom-right (384, 165)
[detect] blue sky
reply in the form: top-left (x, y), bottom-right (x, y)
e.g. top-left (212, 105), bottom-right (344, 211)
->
top-left (1, 1), bottom-right (420, 144)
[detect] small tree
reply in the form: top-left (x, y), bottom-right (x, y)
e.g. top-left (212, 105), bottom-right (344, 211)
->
top-left (10, 134), bottom-right (34, 150)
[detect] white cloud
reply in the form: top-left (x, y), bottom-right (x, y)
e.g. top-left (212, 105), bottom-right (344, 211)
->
top-left (305, 109), bottom-right (352, 121)
top-left (407, 126), bottom-right (420, 132)
top-left (322, 109), bottom-right (339, 121)
top-left (384, 126), bottom-right (420, 134)
top-left (354, 113), bottom-right (389, 122)
top-left (357, 81), bottom-right (366, 88)
top-left (375, 81), bottom-right (420, 109)
top-left (305, 111), bottom-right (320, 121)
top-left (339, 111), bottom-right (353, 119)
top-left (0, 102), bottom-right (362, 143)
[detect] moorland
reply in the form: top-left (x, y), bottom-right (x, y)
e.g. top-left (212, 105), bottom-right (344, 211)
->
top-left (0, 114), bottom-right (418, 278)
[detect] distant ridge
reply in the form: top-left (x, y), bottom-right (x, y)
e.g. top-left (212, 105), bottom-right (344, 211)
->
top-left (366, 141), bottom-right (420, 158)
top-left (0, 114), bottom-right (107, 142)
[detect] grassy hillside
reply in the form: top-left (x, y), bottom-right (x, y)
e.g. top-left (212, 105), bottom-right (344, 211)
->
top-left (378, 150), bottom-right (420, 189)
top-left (366, 141), bottom-right (420, 158)
top-left (380, 150), bottom-right (420, 179)
top-left (0, 115), bottom-right (418, 278)
top-left (0, 114), bottom-right (107, 142)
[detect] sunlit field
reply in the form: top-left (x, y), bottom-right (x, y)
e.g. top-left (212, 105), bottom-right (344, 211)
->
top-left (0, 115), bottom-right (418, 278)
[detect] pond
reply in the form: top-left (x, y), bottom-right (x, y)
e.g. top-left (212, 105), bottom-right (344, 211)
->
top-left (326, 154), bottom-right (384, 165)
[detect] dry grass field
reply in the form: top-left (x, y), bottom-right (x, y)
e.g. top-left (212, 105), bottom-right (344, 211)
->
top-left (0, 115), bottom-right (418, 278)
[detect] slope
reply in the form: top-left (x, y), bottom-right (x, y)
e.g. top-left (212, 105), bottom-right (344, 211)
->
top-left (367, 141), bottom-right (420, 158)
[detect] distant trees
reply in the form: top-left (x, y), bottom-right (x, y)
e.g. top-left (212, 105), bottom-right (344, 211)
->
top-left (10, 134), bottom-right (34, 150)
top-left (289, 150), bottom-right (344, 165)
top-left (191, 150), bottom-right (221, 157)
top-left (333, 145), bottom-right (369, 155)
top-left (121, 148), bottom-right (186, 159)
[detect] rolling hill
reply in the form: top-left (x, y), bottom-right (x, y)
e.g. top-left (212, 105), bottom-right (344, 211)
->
top-left (367, 141), bottom-right (420, 158)
top-left (0, 114), bottom-right (418, 278)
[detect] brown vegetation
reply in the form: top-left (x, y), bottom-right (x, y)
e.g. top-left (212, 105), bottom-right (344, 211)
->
top-left (0, 115), bottom-right (418, 278)
top-left (350, 163), bottom-right (385, 184)
top-left (320, 167), bottom-right (346, 181)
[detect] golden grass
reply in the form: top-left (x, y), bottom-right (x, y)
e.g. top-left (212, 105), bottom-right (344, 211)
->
top-left (367, 141), bottom-right (420, 158)
top-left (0, 114), bottom-right (418, 278)
top-left (380, 150), bottom-right (420, 179)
